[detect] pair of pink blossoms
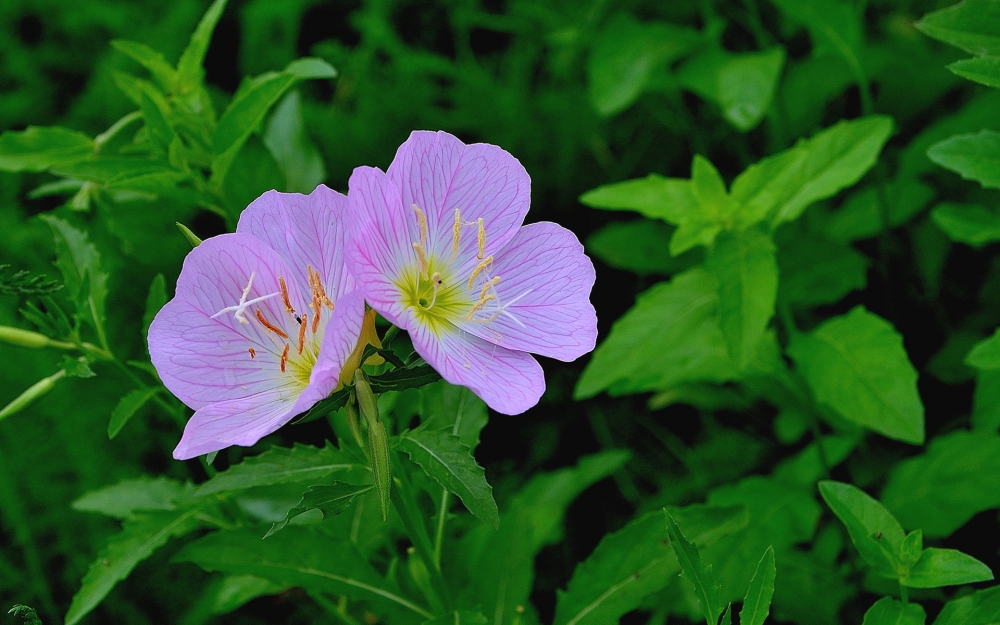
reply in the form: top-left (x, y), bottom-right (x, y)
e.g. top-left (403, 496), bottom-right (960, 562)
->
top-left (150, 131), bottom-right (597, 460)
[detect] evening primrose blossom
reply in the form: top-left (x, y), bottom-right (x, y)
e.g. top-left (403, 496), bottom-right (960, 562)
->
top-left (346, 130), bottom-right (597, 414)
top-left (149, 186), bottom-right (379, 460)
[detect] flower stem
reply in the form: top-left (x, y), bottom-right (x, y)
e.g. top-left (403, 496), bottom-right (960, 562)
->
top-left (390, 451), bottom-right (452, 611)
top-left (434, 489), bottom-right (449, 567)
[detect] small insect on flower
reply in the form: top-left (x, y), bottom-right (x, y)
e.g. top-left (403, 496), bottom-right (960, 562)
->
top-left (148, 186), bottom-right (381, 460)
top-left (345, 130), bottom-right (597, 414)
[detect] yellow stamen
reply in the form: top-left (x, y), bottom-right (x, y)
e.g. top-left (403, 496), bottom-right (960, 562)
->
top-left (279, 277), bottom-right (294, 314)
top-left (467, 293), bottom-right (496, 320)
top-left (412, 204), bottom-right (429, 248)
top-left (467, 255), bottom-right (494, 290)
top-left (297, 313), bottom-right (307, 354)
top-left (248, 347), bottom-right (256, 359)
top-left (307, 265), bottom-right (334, 310)
top-left (311, 297), bottom-right (321, 333)
top-left (452, 209), bottom-right (461, 256)
top-left (477, 217), bottom-right (485, 259)
top-left (479, 276), bottom-right (501, 301)
top-left (280, 344), bottom-right (289, 372)
top-left (255, 309), bottom-right (289, 339)
top-left (428, 272), bottom-right (443, 308)
top-left (413, 242), bottom-right (430, 279)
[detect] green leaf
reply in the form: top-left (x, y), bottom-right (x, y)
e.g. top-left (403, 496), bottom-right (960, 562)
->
top-left (72, 476), bottom-right (192, 520)
top-left (740, 547), bottom-right (776, 625)
top-left (705, 228), bottom-right (778, 370)
top-left (368, 362), bottom-right (443, 393)
top-left (972, 371), bottom-right (1000, 433)
top-left (966, 328), bottom-right (1000, 370)
top-left (731, 116), bottom-right (893, 227)
top-left (902, 548), bottom-right (994, 588)
top-left (211, 58), bottom-right (336, 185)
top-left (60, 355), bottom-right (96, 379)
top-left (209, 575), bottom-right (288, 615)
top-left (575, 268), bottom-right (736, 399)
top-left (174, 526), bottom-right (433, 619)
top-left (824, 180), bottom-right (935, 242)
top-left (176, 0), bottom-right (229, 92)
top-left (818, 480), bottom-right (906, 579)
top-left (586, 220), bottom-right (701, 276)
top-left (423, 612), bottom-right (489, 625)
top-left (553, 506), bottom-right (747, 625)
top-left (768, 0), bottom-right (863, 75)
top-left (0, 264), bottom-right (62, 296)
top-left (110, 40), bottom-right (177, 90)
top-left (263, 90), bottom-right (326, 194)
top-left (665, 509), bottom-right (721, 625)
top-left (862, 597), bottom-right (926, 625)
top-left (0, 126), bottom-right (93, 172)
top-left (397, 428), bottom-right (499, 529)
top-left (265, 483), bottom-right (373, 538)
top-left (108, 387), bottom-right (159, 439)
top-left (411, 381), bottom-right (488, 450)
top-left (579, 174), bottom-right (700, 226)
top-left (586, 14), bottom-right (700, 116)
top-left (678, 47), bottom-right (786, 132)
top-left (39, 215), bottom-right (109, 345)
top-left (51, 158), bottom-right (177, 185)
top-left (195, 443), bottom-right (368, 496)
top-left (928, 131), bottom-right (1000, 189)
top-left (949, 56), bottom-right (1000, 89)
top-left (882, 431), bottom-right (1000, 538)
top-left (788, 306), bottom-right (925, 444)
top-left (916, 0), bottom-right (1000, 56)
top-left (934, 586), bottom-right (1000, 625)
top-left (138, 87), bottom-right (176, 154)
top-left (65, 508), bottom-right (205, 625)
top-left (932, 203), bottom-right (1000, 247)
top-left (142, 274), bottom-right (167, 338)
top-left (776, 234), bottom-right (868, 307)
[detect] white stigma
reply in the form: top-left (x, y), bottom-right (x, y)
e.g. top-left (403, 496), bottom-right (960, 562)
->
top-left (211, 271), bottom-right (281, 324)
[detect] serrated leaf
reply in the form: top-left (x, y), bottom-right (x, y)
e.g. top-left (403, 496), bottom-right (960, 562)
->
top-left (397, 429), bottom-right (499, 529)
top-left (705, 228), bottom-right (778, 370)
top-left (368, 362), bottom-right (442, 393)
top-left (263, 90), bottom-right (325, 194)
top-left (195, 443), bottom-right (367, 496)
top-left (882, 431), bottom-right (1000, 538)
top-left (174, 526), bottom-right (433, 619)
top-left (949, 56), bottom-right (1000, 89)
top-left (916, 0), bottom-right (1000, 56)
top-left (731, 116), bottom-right (893, 227)
top-left (665, 510), bottom-right (721, 625)
top-left (65, 508), bottom-right (204, 625)
top-left (788, 306), bottom-right (924, 444)
top-left (818, 481), bottom-right (906, 579)
top-left (212, 58), bottom-right (336, 184)
top-left (0, 126), bottom-right (94, 172)
top-left (928, 131), bottom-right (1000, 189)
top-left (902, 548), bottom-right (993, 588)
top-left (932, 203), bottom-right (1000, 247)
top-left (265, 483), bottom-right (373, 538)
top-left (39, 215), bottom-right (109, 345)
top-left (72, 476), bottom-right (192, 520)
top-left (863, 597), bottom-right (926, 625)
top-left (576, 268), bottom-right (736, 399)
top-left (553, 506), bottom-right (746, 625)
top-left (0, 264), bottom-right (62, 296)
top-left (740, 547), bottom-right (776, 625)
top-left (108, 387), bottom-right (159, 439)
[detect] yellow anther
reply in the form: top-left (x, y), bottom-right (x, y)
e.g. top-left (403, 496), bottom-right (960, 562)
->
top-left (413, 242), bottom-right (430, 279)
top-left (413, 204), bottom-right (429, 248)
top-left (307, 265), bottom-right (334, 310)
top-left (479, 276), bottom-right (501, 301)
top-left (452, 209), bottom-right (461, 256)
top-left (467, 255), bottom-right (494, 290)
top-left (466, 293), bottom-right (496, 320)
top-left (477, 217), bottom-right (486, 259)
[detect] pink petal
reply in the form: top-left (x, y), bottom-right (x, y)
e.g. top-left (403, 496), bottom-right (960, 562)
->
top-left (457, 222), bottom-right (597, 361)
top-left (237, 185), bottom-right (355, 300)
top-left (346, 166), bottom-right (418, 328)
top-left (149, 234), bottom-right (306, 409)
top-left (310, 289), bottom-right (367, 389)
top-left (409, 323), bottom-right (545, 415)
top-left (386, 130), bottom-right (531, 263)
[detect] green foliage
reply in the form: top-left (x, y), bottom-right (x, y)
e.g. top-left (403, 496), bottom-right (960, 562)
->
top-left (862, 597), bottom-right (926, 625)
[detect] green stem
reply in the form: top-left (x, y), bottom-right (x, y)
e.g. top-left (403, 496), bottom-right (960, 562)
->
top-left (434, 489), bottom-right (449, 567)
top-left (391, 451), bottom-right (452, 611)
top-left (899, 582), bottom-right (909, 604)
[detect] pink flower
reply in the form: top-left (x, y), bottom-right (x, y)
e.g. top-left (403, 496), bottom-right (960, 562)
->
top-left (149, 186), bottom-right (376, 460)
top-left (345, 131), bottom-right (597, 414)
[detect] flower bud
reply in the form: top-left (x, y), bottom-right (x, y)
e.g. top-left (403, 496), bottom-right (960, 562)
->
top-left (0, 369), bottom-right (65, 422)
top-left (344, 398), bottom-right (364, 451)
top-left (0, 326), bottom-right (53, 349)
top-left (175, 222), bottom-right (202, 247)
top-left (354, 370), bottom-right (391, 520)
